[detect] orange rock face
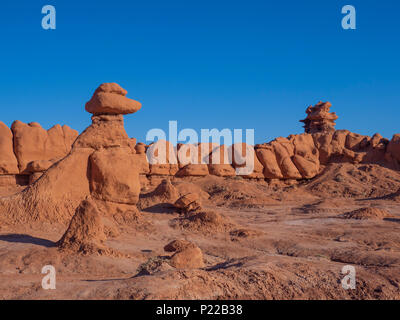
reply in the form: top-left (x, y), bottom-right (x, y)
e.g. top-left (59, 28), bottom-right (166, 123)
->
top-left (230, 143), bottom-right (264, 178)
top-left (25, 160), bottom-right (54, 173)
top-left (11, 121), bottom-right (78, 173)
top-left (255, 146), bottom-right (283, 179)
top-left (271, 139), bottom-right (302, 179)
top-left (89, 147), bottom-right (141, 205)
top-left (0, 122), bottom-right (19, 174)
top-left (291, 134), bottom-right (320, 179)
top-left (387, 134), bottom-right (400, 165)
top-left (74, 114), bottom-right (130, 150)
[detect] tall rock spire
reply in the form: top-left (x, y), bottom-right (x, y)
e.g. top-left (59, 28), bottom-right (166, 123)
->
top-left (300, 101), bottom-right (338, 134)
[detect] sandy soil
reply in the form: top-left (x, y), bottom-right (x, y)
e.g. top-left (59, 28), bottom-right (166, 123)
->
top-left (1, 163), bottom-right (400, 300)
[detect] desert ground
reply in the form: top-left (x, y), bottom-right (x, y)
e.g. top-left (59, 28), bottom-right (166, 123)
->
top-left (1, 165), bottom-right (400, 300)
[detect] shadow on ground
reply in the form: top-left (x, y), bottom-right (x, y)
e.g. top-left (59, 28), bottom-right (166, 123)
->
top-left (0, 234), bottom-right (55, 248)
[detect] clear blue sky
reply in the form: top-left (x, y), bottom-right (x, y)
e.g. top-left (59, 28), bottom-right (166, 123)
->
top-left (0, 0), bottom-right (399, 144)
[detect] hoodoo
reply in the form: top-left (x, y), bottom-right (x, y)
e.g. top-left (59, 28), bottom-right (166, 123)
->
top-left (0, 83), bottom-right (142, 225)
top-left (300, 101), bottom-right (338, 134)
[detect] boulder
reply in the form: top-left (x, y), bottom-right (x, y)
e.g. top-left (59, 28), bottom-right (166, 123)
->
top-left (89, 147), bottom-right (140, 205)
top-left (85, 83), bottom-right (142, 115)
top-left (174, 193), bottom-right (202, 213)
top-left (153, 179), bottom-right (180, 203)
top-left (135, 142), bottom-right (147, 154)
top-left (165, 240), bottom-right (205, 269)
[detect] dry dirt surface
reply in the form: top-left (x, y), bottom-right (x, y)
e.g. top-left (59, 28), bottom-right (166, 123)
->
top-left (0, 163), bottom-right (400, 300)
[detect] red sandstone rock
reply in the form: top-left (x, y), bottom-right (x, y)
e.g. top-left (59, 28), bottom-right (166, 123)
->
top-left (255, 146), bottom-right (283, 179)
top-left (387, 134), bottom-right (400, 164)
top-left (25, 160), bottom-right (54, 173)
top-left (271, 140), bottom-right (302, 179)
top-left (291, 134), bottom-right (320, 179)
top-left (174, 193), bottom-right (202, 213)
top-left (0, 122), bottom-right (19, 174)
top-left (89, 147), bottom-right (141, 205)
top-left (74, 114), bottom-right (130, 150)
top-left (208, 145), bottom-right (236, 177)
top-left (300, 101), bottom-right (338, 134)
top-left (164, 239), bottom-right (196, 252)
top-left (11, 121), bottom-right (78, 173)
top-left (57, 198), bottom-right (107, 254)
top-left (176, 164), bottom-right (209, 176)
top-left (153, 179), bottom-right (180, 203)
top-left (230, 143), bottom-right (264, 178)
top-left (164, 240), bottom-right (205, 269)
top-left (85, 83), bottom-right (142, 115)
top-left (147, 140), bottom-right (178, 175)
top-left (135, 142), bottom-right (147, 154)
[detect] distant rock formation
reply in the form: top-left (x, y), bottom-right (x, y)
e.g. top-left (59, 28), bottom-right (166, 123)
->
top-left (0, 122), bottom-right (19, 174)
top-left (2, 90), bottom-right (400, 216)
top-left (11, 121), bottom-right (78, 173)
top-left (300, 101), bottom-right (338, 134)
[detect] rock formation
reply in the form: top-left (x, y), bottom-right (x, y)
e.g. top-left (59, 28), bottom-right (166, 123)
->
top-left (89, 147), bottom-right (140, 204)
top-left (57, 198), bottom-right (107, 254)
top-left (164, 240), bottom-right (205, 269)
top-left (85, 83), bottom-right (142, 115)
top-left (138, 178), bottom-right (180, 210)
top-left (230, 143), bottom-right (264, 179)
top-left (11, 121), bottom-right (78, 173)
top-left (1, 94), bottom-right (400, 206)
top-left (147, 140), bottom-right (179, 176)
top-left (0, 83), bottom-right (142, 225)
top-left (176, 143), bottom-right (210, 177)
top-left (208, 145), bottom-right (236, 177)
top-left (0, 122), bottom-right (19, 174)
top-left (174, 193), bottom-right (202, 213)
top-left (300, 101), bottom-right (338, 134)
